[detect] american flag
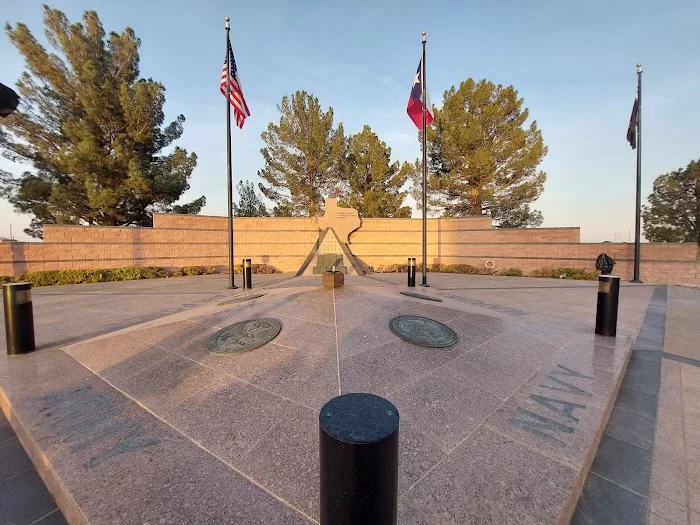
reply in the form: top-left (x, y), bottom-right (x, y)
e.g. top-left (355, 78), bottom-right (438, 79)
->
top-left (220, 41), bottom-right (250, 129)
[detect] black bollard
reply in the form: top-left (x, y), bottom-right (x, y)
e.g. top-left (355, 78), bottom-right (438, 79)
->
top-left (3, 282), bottom-right (36, 355)
top-left (407, 257), bottom-right (416, 287)
top-left (242, 258), bottom-right (252, 289)
top-left (320, 393), bottom-right (399, 525)
top-left (595, 275), bottom-right (620, 337)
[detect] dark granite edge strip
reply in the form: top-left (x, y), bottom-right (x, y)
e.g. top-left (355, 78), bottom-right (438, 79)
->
top-left (0, 389), bottom-right (88, 525)
top-left (662, 352), bottom-right (700, 368)
top-left (572, 285), bottom-right (667, 523)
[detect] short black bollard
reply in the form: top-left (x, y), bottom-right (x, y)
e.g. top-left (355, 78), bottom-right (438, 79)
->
top-left (320, 393), bottom-right (399, 525)
top-left (3, 282), bottom-right (36, 355)
top-left (407, 257), bottom-right (416, 287)
top-left (595, 275), bottom-right (620, 337)
top-left (242, 258), bottom-right (252, 289)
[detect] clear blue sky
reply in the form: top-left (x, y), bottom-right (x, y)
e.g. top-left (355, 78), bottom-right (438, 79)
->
top-left (1, 0), bottom-right (698, 242)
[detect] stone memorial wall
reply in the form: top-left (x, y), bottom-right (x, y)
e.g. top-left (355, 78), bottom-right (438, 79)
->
top-left (1, 200), bottom-right (698, 284)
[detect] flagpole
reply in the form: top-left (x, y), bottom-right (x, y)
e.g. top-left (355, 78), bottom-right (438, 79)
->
top-left (420, 31), bottom-right (429, 287)
top-left (225, 17), bottom-right (237, 289)
top-left (632, 63), bottom-right (642, 283)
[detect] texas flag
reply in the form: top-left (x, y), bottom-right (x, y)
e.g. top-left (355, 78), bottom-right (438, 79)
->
top-left (407, 59), bottom-right (434, 130)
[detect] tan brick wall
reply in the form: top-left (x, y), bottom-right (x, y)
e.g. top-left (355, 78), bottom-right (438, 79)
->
top-left (0, 243), bottom-right (14, 276)
top-left (1, 214), bottom-right (698, 285)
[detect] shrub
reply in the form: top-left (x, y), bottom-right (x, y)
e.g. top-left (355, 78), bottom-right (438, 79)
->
top-left (499, 268), bottom-right (523, 277)
top-left (169, 267), bottom-right (186, 277)
top-left (230, 263), bottom-right (278, 274)
top-left (204, 266), bottom-right (218, 275)
top-left (0, 276), bottom-right (12, 284)
top-left (253, 263), bottom-right (278, 274)
top-left (138, 267), bottom-right (168, 279)
top-left (374, 263), bottom-right (498, 276)
top-left (375, 264), bottom-right (408, 273)
top-left (181, 266), bottom-right (205, 276)
top-left (531, 267), bottom-right (600, 280)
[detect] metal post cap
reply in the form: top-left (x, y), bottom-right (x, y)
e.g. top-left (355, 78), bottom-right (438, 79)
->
top-left (320, 393), bottom-right (399, 444)
top-left (2, 281), bottom-right (31, 289)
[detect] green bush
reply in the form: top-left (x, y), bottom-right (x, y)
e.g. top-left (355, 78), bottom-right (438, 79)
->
top-left (18, 265), bottom-right (187, 286)
top-left (204, 266), bottom-right (217, 275)
top-left (374, 263), bottom-right (491, 275)
top-left (531, 267), bottom-right (600, 280)
top-left (231, 263), bottom-right (279, 274)
top-left (499, 268), bottom-right (523, 277)
top-left (181, 266), bottom-right (205, 276)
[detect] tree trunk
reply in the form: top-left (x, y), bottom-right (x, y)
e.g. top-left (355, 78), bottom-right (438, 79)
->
top-left (469, 187), bottom-right (482, 216)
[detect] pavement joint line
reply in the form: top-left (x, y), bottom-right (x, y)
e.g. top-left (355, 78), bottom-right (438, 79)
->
top-left (0, 466), bottom-right (35, 485)
top-left (403, 361), bottom-right (553, 495)
top-left (27, 508), bottom-right (60, 525)
top-left (678, 357), bottom-right (691, 522)
top-left (662, 352), bottom-right (700, 368)
top-left (383, 329), bottom-right (498, 399)
top-left (123, 332), bottom-right (318, 412)
top-left (0, 434), bottom-right (18, 446)
top-left (588, 471), bottom-right (651, 500)
top-left (67, 357), bottom-right (320, 525)
top-left (332, 287), bottom-right (341, 396)
top-left (601, 431), bottom-right (655, 453)
top-left (483, 422), bottom-right (585, 472)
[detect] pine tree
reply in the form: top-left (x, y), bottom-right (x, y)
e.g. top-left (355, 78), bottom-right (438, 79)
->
top-left (258, 91), bottom-right (345, 217)
top-left (340, 125), bottom-right (411, 218)
top-left (233, 180), bottom-right (269, 217)
top-left (642, 160), bottom-right (699, 244)
top-left (0, 7), bottom-right (202, 238)
top-left (423, 79), bottom-right (546, 226)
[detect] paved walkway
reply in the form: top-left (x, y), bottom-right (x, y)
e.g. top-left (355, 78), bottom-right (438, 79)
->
top-left (647, 286), bottom-right (700, 525)
top-left (1, 273), bottom-right (696, 524)
top-left (1, 409), bottom-right (66, 524)
top-left (0, 273), bottom-right (294, 350)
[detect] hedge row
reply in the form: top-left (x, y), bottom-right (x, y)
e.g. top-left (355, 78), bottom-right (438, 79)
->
top-left (0, 264), bottom-right (279, 287)
top-left (372, 264), bottom-right (599, 280)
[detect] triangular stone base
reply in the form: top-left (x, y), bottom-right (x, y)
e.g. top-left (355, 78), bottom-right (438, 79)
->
top-left (297, 228), bottom-right (364, 276)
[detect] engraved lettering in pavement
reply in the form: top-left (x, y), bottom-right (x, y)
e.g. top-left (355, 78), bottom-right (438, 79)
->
top-left (37, 386), bottom-right (160, 469)
top-left (507, 363), bottom-right (593, 447)
top-left (538, 364), bottom-right (593, 398)
top-left (509, 407), bottom-right (575, 447)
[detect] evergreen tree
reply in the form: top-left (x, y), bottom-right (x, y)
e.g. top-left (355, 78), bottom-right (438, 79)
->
top-left (423, 79), bottom-right (546, 226)
top-left (340, 125), bottom-right (411, 218)
top-left (642, 160), bottom-right (699, 244)
top-left (233, 180), bottom-right (269, 217)
top-left (0, 7), bottom-right (202, 238)
top-left (258, 91), bottom-right (345, 217)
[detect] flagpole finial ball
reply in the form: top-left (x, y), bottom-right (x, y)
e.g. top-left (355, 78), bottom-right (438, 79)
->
top-left (225, 16), bottom-right (230, 21)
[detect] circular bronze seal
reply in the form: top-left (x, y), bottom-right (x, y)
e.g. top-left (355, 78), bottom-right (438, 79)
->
top-left (389, 315), bottom-right (458, 348)
top-left (207, 318), bottom-right (282, 354)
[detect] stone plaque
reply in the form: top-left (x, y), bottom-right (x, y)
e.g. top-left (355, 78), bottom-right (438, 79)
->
top-left (218, 293), bottom-right (265, 306)
top-left (316, 198), bottom-right (362, 244)
top-left (207, 318), bottom-right (281, 354)
top-left (389, 315), bottom-right (458, 348)
top-left (400, 291), bottom-right (443, 302)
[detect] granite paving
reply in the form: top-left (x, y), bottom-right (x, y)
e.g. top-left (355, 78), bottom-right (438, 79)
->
top-left (572, 284), bottom-right (700, 525)
top-left (0, 273), bottom-right (661, 524)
